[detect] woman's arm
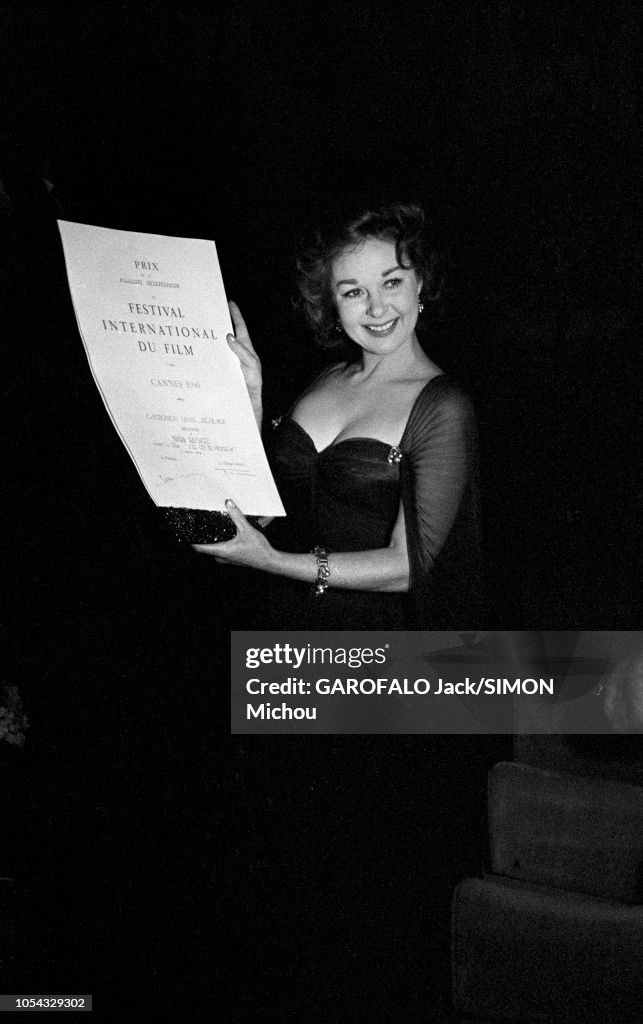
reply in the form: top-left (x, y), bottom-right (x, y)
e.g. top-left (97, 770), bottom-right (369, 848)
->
top-left (192, 499), bottom-right (410, 592)
top-left (401, 379), bottom-right (482, 625)
top-left (402, 380), bottom-right (478, 574)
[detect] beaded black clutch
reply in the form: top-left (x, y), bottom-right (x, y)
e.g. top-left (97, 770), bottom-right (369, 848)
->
top-left (160, 507), bottom-right (241, 544)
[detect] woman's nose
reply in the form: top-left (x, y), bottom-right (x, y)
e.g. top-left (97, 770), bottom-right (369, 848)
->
top-left (365, 293), bottom-right (387, 318)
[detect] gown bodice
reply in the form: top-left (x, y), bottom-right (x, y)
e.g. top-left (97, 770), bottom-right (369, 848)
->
top-left (266, 419), bottom-right (403, 552)
top-left (263, 419), bottom-right (408, 629)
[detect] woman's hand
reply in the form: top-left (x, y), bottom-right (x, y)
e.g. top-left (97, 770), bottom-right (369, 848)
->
top-left (192, 498), bottom-right (411, 591)
top-left (192, 499), bottom-right (276, 572)
top-left (227, 301), bottom-right (263, 429)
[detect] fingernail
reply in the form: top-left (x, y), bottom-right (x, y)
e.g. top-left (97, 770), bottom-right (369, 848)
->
top-left (225, 499), bottom-right (236, 509)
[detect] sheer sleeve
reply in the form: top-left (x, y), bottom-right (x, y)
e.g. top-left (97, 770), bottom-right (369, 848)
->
top-left (400, 376), bottom-right (484, 629)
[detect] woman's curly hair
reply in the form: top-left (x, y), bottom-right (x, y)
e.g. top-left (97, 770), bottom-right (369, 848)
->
top-left (295, 202), bottom-right (438, 348)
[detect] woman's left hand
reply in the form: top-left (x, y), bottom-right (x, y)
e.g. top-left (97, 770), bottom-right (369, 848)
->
top-left (192, 499), bottom-right (275, 572)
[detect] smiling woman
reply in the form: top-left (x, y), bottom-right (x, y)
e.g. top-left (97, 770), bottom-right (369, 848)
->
top-left (194, 202), bottom-right (483, 631)
top-left (333, 237), bottom-right (423, 352)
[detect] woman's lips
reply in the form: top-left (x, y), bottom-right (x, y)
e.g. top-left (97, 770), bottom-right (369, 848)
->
top-left (363, 317), bottom-right (399, 337)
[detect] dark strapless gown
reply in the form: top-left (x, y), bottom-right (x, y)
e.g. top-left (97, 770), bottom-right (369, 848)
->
top-left (263, 422), bottom-right (408, 629)
top-left (227, 376), bottom-right (499, 1020)
top-left (243, 374), bottom-right (484, 631)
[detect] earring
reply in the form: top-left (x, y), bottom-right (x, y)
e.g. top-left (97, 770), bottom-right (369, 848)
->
top-left (335, 321), bottom-right (343, 333)
top-left (418, 301), bottom-right (425, 314)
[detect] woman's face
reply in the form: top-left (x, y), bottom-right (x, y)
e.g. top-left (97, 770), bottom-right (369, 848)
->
top-left (330, 236), bottom-right (422, 354)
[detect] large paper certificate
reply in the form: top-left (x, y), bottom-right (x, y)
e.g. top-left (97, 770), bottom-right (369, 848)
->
top-left (58, 220), bottom-right (285, 517)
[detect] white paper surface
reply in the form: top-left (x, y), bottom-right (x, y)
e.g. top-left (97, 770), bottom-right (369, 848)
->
top-left (57, 220), bottom-right (285, 516)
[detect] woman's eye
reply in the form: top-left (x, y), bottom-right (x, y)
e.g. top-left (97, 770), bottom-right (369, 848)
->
top-left (383, 278), bottom-right (402, 289)
top-left (342, 288), bottom-right (362, 299)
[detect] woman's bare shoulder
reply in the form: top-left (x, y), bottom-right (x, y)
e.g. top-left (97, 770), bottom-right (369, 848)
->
top-left (293, 362), bottom-right (347, 408)
top-left (312, 360), bottom-right (349, 388)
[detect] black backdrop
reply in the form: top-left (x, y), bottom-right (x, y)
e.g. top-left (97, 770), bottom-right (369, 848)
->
top-left (1, 1), bottom-right (640, 1018)
top-left (4, 0), bottom-right (639, 631)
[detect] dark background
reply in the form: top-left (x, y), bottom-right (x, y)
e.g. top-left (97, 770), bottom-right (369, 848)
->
top-left (1, 1), bottom-right (640, 1019)
top-left (4, 0), bottom-right (639, 631)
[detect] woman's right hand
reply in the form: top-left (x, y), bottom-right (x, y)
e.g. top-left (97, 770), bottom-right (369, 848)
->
top-left (227, 300), bottom-right (263, 429)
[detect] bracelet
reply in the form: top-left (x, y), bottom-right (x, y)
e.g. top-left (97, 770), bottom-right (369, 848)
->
top-left (312, 546), bottom-right (331, 596)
